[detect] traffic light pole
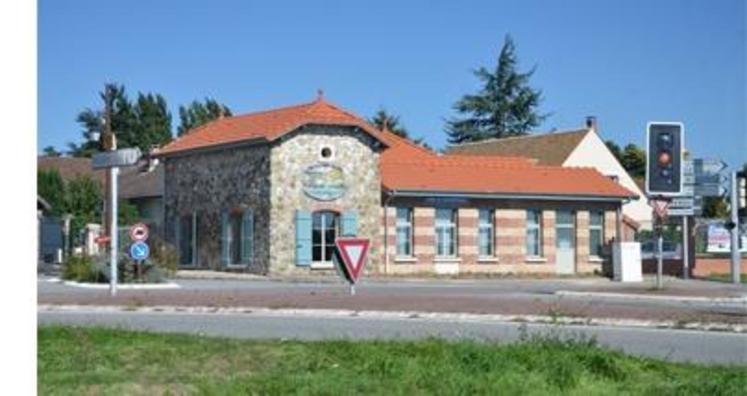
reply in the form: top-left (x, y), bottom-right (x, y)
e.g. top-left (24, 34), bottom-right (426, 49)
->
top-left (729, 171), bottom-right (740, 284)
top-left (656, 220), bottom-right (664, 289)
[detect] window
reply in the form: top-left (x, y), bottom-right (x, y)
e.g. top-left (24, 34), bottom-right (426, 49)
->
top-left (478, 209), bottom-right (495, 257)
top-left (222, 209), bottom-right (254, 266)
top-left (526, 209), bottom-right (542, 257)
top-left (177, 212), bottom-right (197, 266)
top-left (435, 208), bottom-right (457, 257)
top-left (312, 211), bottom-right (338, 265)
top-left (589, 211), bottom-right (605, 257)
top-left (320, 147), bottom-right (333, 159)
top-left (396, 207), bottom-right (413, 256)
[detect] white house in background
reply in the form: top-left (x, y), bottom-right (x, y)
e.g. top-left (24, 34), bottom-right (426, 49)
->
top-left (448, 117), bottom-right (652, 232)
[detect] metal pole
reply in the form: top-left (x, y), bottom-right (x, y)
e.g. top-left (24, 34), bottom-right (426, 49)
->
top-left (730, 171), bottom-right (740, 284)
top-left (110, 165), bottom-right (119, 296)
top-left (350, 284), bottom-right (355, 296)
top-left (657, 230), bottom-right (663, 289)
top-left (682, 216), bottom-right (689, 279)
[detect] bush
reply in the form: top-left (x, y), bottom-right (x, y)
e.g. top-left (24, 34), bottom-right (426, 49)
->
top-left (147, 237), bottom-right (178, 276)
top-left (62, 254), bottom-right (103, 283)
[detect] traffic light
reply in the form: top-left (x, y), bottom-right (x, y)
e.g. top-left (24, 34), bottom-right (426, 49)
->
top-left (646, 122), bottom-right (684, 196)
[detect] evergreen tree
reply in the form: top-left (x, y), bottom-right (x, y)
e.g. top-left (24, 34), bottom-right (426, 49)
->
top-left (71, 84), bottom-right (136, 157)
top-left (369, 108), bottom-right (430, 148)
top-left (446, 35), bottom-right (547, 144)
top-left (133, 93), bottom-right (173, 152)
top-left (621, 144), bottom-right (646, 179)
top-left (42, 146), bottom-right (61, 157)
top-left (65, 175), bottom-right (102, 244)
top-left (177, 99), bottom-right (232, 136)
top-left (605, 140), bottom-right (623, 162)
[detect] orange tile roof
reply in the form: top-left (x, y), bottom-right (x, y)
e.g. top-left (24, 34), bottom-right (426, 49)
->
top-left (156, 95), bottom-right (388, 156)
top-left (156, 97), bottom-right (636, 200)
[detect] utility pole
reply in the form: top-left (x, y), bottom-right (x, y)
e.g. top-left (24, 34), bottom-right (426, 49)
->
top-left (729, 171), bottom-right (740, 284)
top-left (102, 86), bottom-right (119, 296)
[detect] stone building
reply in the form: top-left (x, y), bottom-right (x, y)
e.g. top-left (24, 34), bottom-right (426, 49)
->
top-left (155, 95), bottom-right (638, 276)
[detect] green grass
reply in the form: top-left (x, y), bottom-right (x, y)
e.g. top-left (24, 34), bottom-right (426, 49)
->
top-left (38, 326), bottom-right (746, 395)
top-left (704, 273), bottom-right (747, 283)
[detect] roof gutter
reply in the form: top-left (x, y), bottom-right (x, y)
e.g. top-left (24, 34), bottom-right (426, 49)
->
top-left (386, 189), bottom-right (634, 203)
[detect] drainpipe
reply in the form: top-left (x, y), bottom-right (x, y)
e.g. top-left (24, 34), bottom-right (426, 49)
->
top-left (383, 191), bottom-right (396, 275)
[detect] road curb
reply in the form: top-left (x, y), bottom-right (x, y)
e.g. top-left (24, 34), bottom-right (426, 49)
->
top-left (555, 290), bottom-right (747, 305)
top-left (37, 304), bottom-right (746, 333)
top-left (45, 278), bottom-right (181, 290)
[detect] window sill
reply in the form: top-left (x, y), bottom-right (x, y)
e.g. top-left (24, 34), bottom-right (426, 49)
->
top-left (435, 257), bottom-right (462, 263)
top-left (588, 256), bottom-right (605, 263)
top-left (477, 257), bottom-right (499, 264)
top-left (225, 263), bottom-right (250, 269)
top-left (525, 257), bottom-right (547, 264)
top-left (394, 256), bottom-right (417, 263)
top-left (311, 262), bottom-right (335, 270)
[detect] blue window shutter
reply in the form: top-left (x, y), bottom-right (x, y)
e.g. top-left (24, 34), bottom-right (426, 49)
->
top-left (221, 212), bottom-right (230, 266)
top-left (241, 209), bottom-right (253, 264)
top-left (295, 210), bottom-right (312, 266)
top-left (341, 210), bottom-right (358, 237)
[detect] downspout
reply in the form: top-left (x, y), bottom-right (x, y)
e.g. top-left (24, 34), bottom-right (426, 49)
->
top-left (383, 190), bottom-right (396, 275)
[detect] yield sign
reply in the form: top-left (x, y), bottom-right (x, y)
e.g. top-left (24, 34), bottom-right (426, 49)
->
top-left (650, 199), bottom-right (670, 219)
top-left (335, 238), bottom-right (370, 283)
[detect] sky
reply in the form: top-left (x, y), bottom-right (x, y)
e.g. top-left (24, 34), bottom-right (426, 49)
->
top-left (39, 0), bottom-right (746, 170)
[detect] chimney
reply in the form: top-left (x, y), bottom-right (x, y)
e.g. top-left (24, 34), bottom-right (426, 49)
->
top-left (585, 116), bottom-right (598, 132)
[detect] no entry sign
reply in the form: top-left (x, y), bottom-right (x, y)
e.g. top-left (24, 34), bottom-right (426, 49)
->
top-left (129, 223), bottom-right (149, 242)
top-left (335, 238), bottom-right (370, 288)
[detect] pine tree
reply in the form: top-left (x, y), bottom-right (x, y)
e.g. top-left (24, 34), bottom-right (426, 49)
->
top-left (133, 93), bottom-right (172, 152)
top-left (177, 99), bottom-right (232, 136)
top-left (42, 146), bottom-right (61, 157)
top-left (446, 35), bottom-right (547, 144)
top-left (369, 109), bottom-right (409, 138)
top-left (71, 84), bottom-right (136, 157)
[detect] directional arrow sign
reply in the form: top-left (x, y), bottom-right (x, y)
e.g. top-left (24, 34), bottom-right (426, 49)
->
top-left (694, 184), bottom-right (728, 197)
top-left (695, 173), bottom-right (728, 185)
top-left (671, 197), bottom-right (695, 208)
top-left (92, 148), bottom-right (141, 169)
top-left (693, 158), bottom-right (727, 175)
top-left (334, 238), bottom-right (370, 284)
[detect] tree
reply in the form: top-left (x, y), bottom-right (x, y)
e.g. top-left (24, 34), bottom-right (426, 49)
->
top-left (177, 99), bottom-right (232, 136)
top-left (70, 84), bottom-right (136, 157)
top-left (65, 175), bottom-right (102, 244)
top-left (605, 140), bottom-right (622, 162)
top-left (702, 196), bottom-right (729, 219)
top-left (621, 144), bottom-right (646, 179)
top-left (369, 109), bottom-right (410, 138)
top-left (42, 146), bottom-right (62, 157)
top-left (133, 93), bottom-right (172, 152)
top-left (37, 169), bottom-right (66, 215)
top-left (446, 35), bottom-right (547, 144)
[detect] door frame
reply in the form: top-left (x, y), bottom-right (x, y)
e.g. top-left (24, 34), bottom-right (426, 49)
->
top-left (555, 210), bottom-right (576, 274)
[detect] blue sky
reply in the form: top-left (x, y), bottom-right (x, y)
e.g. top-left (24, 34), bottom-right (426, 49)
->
top-left (39, 0), bottom-right (746, 169)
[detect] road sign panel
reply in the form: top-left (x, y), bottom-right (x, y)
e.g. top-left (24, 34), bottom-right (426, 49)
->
top-left (668, 208), bottom-right (701, 217)
top-left (671, 197), bottom-right (694, 208)
top-left (694, 184), bottom-right (728, 197)
top-left (92, 148), bottom-right (142, 169)
top-left (129, 223), bottom-right (149, 241)
top-left (334, 238), bottom-right (370, 283)
top-left (693, 158), bottom-right (727, 175)
top-left (129, 241), bottom-right (150, 261)
top-left (695, 173), bottom-right (728, 185)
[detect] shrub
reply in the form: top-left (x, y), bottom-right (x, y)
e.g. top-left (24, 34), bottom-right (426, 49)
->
top-left (148, 237), bottom-right (178, 275)
top-left (62, 254), bottom-right (102, 283)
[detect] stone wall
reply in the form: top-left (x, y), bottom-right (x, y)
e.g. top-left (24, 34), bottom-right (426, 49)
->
top-left (269, 126), bottom-right (382, 275)
top-left (162, 144), bottom-right (272, 272)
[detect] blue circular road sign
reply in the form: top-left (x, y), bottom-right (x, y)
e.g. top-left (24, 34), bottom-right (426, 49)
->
top-left (129, 241), bottom-right (150, 261)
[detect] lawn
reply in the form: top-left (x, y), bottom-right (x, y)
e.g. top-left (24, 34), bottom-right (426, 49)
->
top-left (38, 326), bottom-right (746, 395)
top-left (705, 273), bottom-right (747, 283)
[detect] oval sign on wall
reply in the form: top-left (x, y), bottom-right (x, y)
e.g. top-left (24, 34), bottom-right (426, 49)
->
top-left (303, 163), bottom-right (346, 201)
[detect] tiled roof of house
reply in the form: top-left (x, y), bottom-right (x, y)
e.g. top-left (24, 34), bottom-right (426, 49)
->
top-left (118, 161), bottom-right (163, 199)
top-left (153, 97), bottom-right (636, 200)
top-left (446, 129), bottom-right (591, 165)
top-left (155, 95), bottom-right (388, 156)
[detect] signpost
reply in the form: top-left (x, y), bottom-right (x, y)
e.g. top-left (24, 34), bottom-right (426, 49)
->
top-left (92, 148), bottom-right (142, 170)
top-left (334, 238), bottom-right (370, 295)
top-left (128, 223), bottom-right (150, 282)
top-left (649, 199), bottom-right (670, 289)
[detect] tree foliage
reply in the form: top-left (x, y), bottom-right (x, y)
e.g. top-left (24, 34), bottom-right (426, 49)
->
top-left (177, 99), bottom-right (232, 136)
top-left (369, 109), bottom-right (409, 138)
top-left (37, 169), bottom-right (66, 216)
top-left (606, 141), bottom-right (646, 179)
top-left (133, 93), bottom-right (172, 152)
top-left (42, 146), bottom-right (62, 157)
top-left (65, 175), bottom-right (102, 239)
top-left (446, 35), bottom-right (547, 144)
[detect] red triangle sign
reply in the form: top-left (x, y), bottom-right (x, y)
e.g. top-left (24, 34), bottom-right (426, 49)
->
top-left (650, 199), bottom-right (670, 219)
top-left (335, 238), bottom-right (370, 283)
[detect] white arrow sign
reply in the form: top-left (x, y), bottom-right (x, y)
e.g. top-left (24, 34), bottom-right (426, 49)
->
top-left (92, 148), bottom-right (142, 169)
top-left (693, 158), bottom-right (727, 175)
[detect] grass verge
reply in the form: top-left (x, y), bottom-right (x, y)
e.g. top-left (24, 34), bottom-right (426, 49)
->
top-left (38, 326), bottom-right (746, 395)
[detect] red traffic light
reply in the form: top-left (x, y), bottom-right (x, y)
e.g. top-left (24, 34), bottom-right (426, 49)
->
top-left (657, 151), bottom-right (671, 166)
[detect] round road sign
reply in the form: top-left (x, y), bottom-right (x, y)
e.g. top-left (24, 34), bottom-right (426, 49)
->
top-left (129, 241), bottom-right (150, 261)
top-left (129, 223), bottom-right (149, 241)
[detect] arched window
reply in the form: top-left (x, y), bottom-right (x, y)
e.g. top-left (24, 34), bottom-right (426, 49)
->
top-left (312, 211), bottom-right (339, 265)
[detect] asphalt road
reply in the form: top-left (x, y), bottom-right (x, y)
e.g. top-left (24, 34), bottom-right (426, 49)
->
top-left (38, 308), bottom-right (747, 365)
